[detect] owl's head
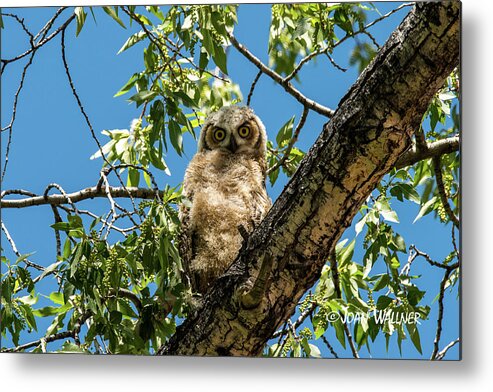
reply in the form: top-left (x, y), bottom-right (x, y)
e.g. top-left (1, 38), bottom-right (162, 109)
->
top-left (197, 106), bottom-right (267, 158)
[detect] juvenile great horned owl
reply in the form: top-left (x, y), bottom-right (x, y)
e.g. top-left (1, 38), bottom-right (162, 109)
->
top-left (179, 106), bottom-right (271, 295)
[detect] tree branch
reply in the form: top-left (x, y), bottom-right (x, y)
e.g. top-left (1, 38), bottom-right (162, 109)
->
top-left (158, 2), bottom-right (460, 356)
top-left (1, 186), bottom-right (162, 209)
top-left (3, 311), bottom-right (91, 353)
top-left (227, 32), bottom-right (335, 118)
top-left (394, 136), bottom-right (459, 169)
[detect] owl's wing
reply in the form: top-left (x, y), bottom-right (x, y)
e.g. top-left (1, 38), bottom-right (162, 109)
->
top-left (252, 183), bottom-right (272, 226)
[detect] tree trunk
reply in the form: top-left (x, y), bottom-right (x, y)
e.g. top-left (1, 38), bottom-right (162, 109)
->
top-left (158, 1), bottom-right (460, 356)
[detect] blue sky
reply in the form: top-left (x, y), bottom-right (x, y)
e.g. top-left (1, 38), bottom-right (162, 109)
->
top-left (1, 3), bottom-right (459, 359)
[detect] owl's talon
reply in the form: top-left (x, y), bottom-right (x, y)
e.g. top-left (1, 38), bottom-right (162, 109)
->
top-left (238, 224), bottom-right (249, 241)
top-left (238, 253), bottom-right (273, 310)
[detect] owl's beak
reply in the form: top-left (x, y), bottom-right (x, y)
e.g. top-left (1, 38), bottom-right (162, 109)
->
top-left (227, 137), bottom-right (238, 153)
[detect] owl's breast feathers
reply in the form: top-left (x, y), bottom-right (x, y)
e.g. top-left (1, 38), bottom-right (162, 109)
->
top-left (179, 150), bottom-right (271, 294)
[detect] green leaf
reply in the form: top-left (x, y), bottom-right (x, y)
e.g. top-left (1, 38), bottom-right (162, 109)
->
top-left (333, 319), bottom-right (346, 349)
top-left (33, 306), bottom-right (60, 317)
top-left (276, 116), bottom-right (295, 147)
top-left (117, 298), bottom-right (139, 318)
top-left (308, 344), bottom-right (322, 358)
top-left (149, 147), bottom-right (166, 171)
top-left (181, 14), bottom-right (194, 30)
top-left (376, 295), bottom-right (393, 310)
top-left (127, 167), bottom-right (140, 187)
top-left (15, 252), bottom-right (35, 264)
top-left (199, 49), bottom-right (209, 73)
top-left (114, 74), bottom-right (138, 97)
top-left (18, 295), bottom-right (38, 306)
top-left (20, 304), bottom-right (37, 331)
top-left (50, 222), bottom-right (71, 231)
top-left (268, 167), bottom-right (280, 187)
top-left (355, 214), bottom-right (367, 236)
top-left (373, 273), bottom-right (390, 292)
top-left (168, 119), bottom-right (183, 156)
top-left (118, 31), bottom-right (146, 54)
top-left (103, 6), bottom-right (126, 29)
top-left (110, 310), bottom-right (123, 324)
top-left (381, 209), bottom-right (399, 223)
top-left (49, 292), bottom-right (65, 305)
top-left (37, 261), bottom-right (62, 282)
top-left (74, 7), bottom-right (87, 37)
top-left (338, 239), bottom-right (355, 267)
top-left (62, 238), bottom-right (72, 259)
top-left (128, 90), bottom-right (158, 107)
top-left (392, 183), bottom-right (420, 204)
top-left (393, 233), bottom-right (406, 253)
top-left (212, 44), bottom-right (228, 75)
top-left (413, 196), bottom-right (437, 223)
top-left (57, 341), bottom-right (89, 353)
top-left (406, 323), bottom-right (423, 354)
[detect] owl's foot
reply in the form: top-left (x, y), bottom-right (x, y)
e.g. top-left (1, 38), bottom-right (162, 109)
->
top-left (185, 294), bottom-right (205, 318)
top-left (236, 253), bottom-right (274, 310)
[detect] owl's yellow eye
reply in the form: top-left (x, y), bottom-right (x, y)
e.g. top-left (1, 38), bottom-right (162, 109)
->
top-left (238, 125), bottom-right (250, 138)
top-left (214, 128), bottom-right (226, 142)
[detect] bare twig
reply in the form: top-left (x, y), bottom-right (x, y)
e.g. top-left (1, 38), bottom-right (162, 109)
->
top-left (272, 300), bottom-right (317, 339)
top-left (320, 334), bottom-right (339, 358)
top-left (1, 51), bottom-right (35, 183)
top-left (99, 164), bottom-right (161, 203)
top-left (434, 337), bottom-right (460, 360)
top-left (101, 174), bottom-right (118, 240)
top-left (247, 70), bottom-right (262, 106)
top-left (59, 206), bottom-right (138, 235)
top-left (44, 183), bottom-right (80, 215)
top-left (1, 12), bottom-right (75, 73)
top-left (227, 32), bottom-right (334, 118)
top-left (324, 52), bottom-right (348, 72)
top-left (408, 245), bottom-right (459, 361)
top-left (285, 2), bottom-right (413, 82)
top-left (1, 221), bottom-right (44, 271)
top-left (410, 245), bottom-right (459, 271)
top-left (430, 268), bottom-right (454, 360)
top-left (34, 7), bottom-right (68, 42)
top-left (362, 30), bottom-right (381, 50)
top-left (451, 225), bottom-right (460, 258)
top-left (267, 107), bottom-right (309, 175)
top-left (60, 28), bottom-right (140, 218)
top-left (365, 3), bottom-right (414, 30)
top-left (1, 13), bottom-right (34, 43)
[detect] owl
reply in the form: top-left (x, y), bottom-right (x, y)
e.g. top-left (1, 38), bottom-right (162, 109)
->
top-left (179, 106), bottom-right (271, 295)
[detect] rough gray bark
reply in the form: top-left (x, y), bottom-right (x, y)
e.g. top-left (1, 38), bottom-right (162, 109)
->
top-left (158, 1), bottom-right (460, 356)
